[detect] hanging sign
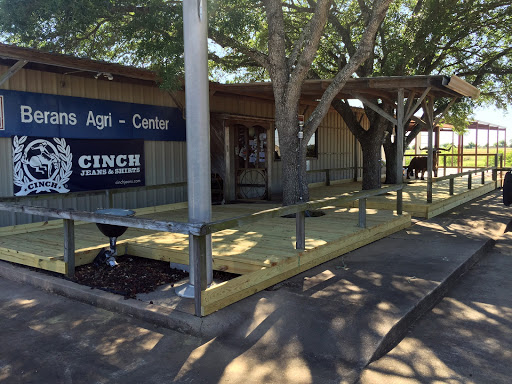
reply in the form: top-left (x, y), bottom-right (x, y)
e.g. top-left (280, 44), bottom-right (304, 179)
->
top-left (0, 90), bottom-right (186, 141)
top-left (12, 136), bottom-right (145, 196)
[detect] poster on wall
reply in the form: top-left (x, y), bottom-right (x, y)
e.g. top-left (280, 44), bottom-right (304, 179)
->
top-left (0, 90), bottom-right (186, 141)
top-left (12, 136), bottom-right (145, 196)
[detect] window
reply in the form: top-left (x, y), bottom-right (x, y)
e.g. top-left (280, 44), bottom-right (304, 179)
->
top-left (274, 129), bottom-right (318, 160)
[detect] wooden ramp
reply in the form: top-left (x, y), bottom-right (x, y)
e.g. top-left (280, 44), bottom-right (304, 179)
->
top-left (310, 178), bottom-right (496, 218)
top-left (0, 198), bottom-right (410, 314)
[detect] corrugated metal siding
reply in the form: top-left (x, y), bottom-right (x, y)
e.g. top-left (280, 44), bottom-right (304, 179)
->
top-left (0, 64), bottom-right (366, 225)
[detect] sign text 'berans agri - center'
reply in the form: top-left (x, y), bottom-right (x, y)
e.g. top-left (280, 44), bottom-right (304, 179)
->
top-left (0, 90), bottom-right (186, 141)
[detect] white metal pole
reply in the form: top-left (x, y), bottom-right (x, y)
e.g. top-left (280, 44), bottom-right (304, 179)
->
top-left (176, 0), bottom-right (213, 299)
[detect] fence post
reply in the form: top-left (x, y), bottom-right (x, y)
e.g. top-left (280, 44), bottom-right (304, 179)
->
top-left (397, 189), bottom-right (403, 215)
top-left (192, 233), bottom-right (207, 317)
top-left (449, 178), bottom-right (454, 195)
top-left (443, 155), bottom-right (447, 176)
top-left (325, 169), bottom-right (331, 186)
top-left (296, 211), bottom-right (306, 250)
top-left (493, 154), bottom-right (498, 182)
top-left (358, 198), bottom-right (367, 228)
top-left (468, 172), bottom-right (472, 189)
top-left (64, 219), bottom-right (75, 278)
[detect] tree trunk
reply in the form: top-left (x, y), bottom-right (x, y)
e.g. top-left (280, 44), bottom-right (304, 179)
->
top-left (360, 134), bottom-right (383, 190)
top-left (275, 107), bottom-right (309, 206)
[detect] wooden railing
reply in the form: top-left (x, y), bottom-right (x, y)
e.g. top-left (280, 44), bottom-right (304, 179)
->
top-left (0, 183), bottom-right (404, 317)
top-left (307, 167), bottom-right (363, 186)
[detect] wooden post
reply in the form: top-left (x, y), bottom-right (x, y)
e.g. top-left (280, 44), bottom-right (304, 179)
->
top-left (493, 154), bottom-right (498, 182)
top-left (468, 173), bottom-right (472, 189)
top-left (325, 169), bottom-right (331, 186)
top-left (449, 178), bottom-right (454, 195)
top-left (64, 219), bottom-right (75, 278)
top-left (396, 88), bottom-right (405, 184)
top-left (296, 211), bottom-right (306, 250)
top-left (358, 198), bottom-right (366, 228)
top-left (423, 98), bottom-right (434, 203)
top-left (192, 234), bottom-right (207, 317)
top-left (481, 170), bottom-right (485, 185)
top-left (397, 189), bottom-right (403, 215)
top-left (475, 122), bottom-right (478, 169)
top-left (353, 138), bottom-right (359, 182)
top-left (443, 155), bottom-right (447, 176)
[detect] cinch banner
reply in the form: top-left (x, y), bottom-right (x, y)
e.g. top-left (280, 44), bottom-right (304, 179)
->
top-left (12, 136), bottom-right (145, 196)
top-left (0, 90), bottom-right (186, 141)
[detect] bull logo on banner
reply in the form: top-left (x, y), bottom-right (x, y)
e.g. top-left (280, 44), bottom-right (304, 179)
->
top-left (12, 136), bottom-right (72, 196)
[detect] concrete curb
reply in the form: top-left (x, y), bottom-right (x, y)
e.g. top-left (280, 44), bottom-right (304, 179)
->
top-left (366, 237), bottom-right (497, 366)
top-left (0, 262), bottom-right (207, 337)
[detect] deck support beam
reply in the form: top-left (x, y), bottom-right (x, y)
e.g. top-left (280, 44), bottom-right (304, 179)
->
top-left (296, 211), bottom-right (305, 250)
top-left (358, 198), bottom-right (367, 228)
top-left (192, 234), bottom-right (207, 317)
top-left (64, 219), bottom-right (75, 278)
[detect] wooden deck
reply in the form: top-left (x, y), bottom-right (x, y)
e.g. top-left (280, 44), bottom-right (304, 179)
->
top-left (310, 177), bottom-right (497, 218)
top-left (0, 195), bottom-right (411, 314)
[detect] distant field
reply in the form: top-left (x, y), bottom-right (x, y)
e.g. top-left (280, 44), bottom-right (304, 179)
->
top-left (404, 147), bottom-right (509, 168)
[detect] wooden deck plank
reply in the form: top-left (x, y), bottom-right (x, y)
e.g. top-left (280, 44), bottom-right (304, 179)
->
top-left (201, 213), bottom-right (411, 315)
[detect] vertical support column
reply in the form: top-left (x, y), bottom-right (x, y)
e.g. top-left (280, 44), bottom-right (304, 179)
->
top-left (266, 123), bottom-right (273, 201)
top-left (449, 178), bottom-right (454, 195)
top-left (423, 98), bottom-right (434, 203)
top-left (64, 219), bottom-right (75, 278)
top-left (475, 123), bottom-right (478, 169)
top-left (358, 198), bottom-right (367, 228)
top-left (397, 189), bottom-right (403, 215)
top-left (468, 173), bottom-right (472, 189)
top-left (325, 169), bottom-right (331, 186)
top-left (353, 137), bottom-right (359, 182)
top-left (192, 234), bottom-right (207, 317)
top-left (296, 211), bottom-right (305, 250)
top-left (493, 154), bottom-right (498, 182)
top-left (481, 170), bottom-right (485, 185)
top-left (443, 155), bottom-right (447, 176)
top-left (487, 125), bottom-right (490, 167)
top-left (178, 0), bottom-right (213, 305)
top-left (396, 89), bottom-right (405, 184)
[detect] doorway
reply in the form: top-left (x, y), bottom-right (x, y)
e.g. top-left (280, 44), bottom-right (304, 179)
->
top-left (234, 124), bottom-right (269, 200)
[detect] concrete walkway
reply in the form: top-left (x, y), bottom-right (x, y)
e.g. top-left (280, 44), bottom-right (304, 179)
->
top-left (0, 190), bottom-right (510, 383)
top-left (358, 228), bottom-right (512, 384)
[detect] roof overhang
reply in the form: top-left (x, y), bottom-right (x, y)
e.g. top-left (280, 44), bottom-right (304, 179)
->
top-left (212, 75), bottom-right (480, 104)
top-left (0, 43), bottom-right (158, 85)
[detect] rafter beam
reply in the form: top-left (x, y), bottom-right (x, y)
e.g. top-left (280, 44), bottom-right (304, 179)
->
top-left (405, 87), bottom-right (431, 123)
top-left (0, 59), bottom-right (28, 86)
top-left (353, 92), bottom-right (397, 126)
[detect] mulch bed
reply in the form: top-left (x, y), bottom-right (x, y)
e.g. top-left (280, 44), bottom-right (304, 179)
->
top-left (73, 256), bottom-right (189, 299)
top-left (73, 255), bottom-right (239, 299)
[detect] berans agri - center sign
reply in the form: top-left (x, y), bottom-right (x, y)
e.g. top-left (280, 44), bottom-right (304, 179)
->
top-left (0, 89), bottom-right (186, 141)
top-left (1, 90), bottom-right (181, 196)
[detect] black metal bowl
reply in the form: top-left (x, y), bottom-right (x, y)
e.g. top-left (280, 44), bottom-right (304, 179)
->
top-left (95, 208), bottom-right (135, 238)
